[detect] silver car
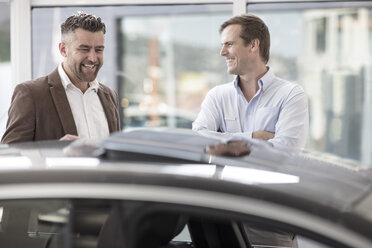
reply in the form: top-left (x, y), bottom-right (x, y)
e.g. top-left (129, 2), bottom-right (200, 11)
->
top-left (0, 128), bottom-right (371, 248)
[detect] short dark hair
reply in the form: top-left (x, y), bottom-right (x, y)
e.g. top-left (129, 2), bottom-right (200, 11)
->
top-left (61, 12), bottom-right (106, 36)
top-left (220, 14), bottom-right (270, 64)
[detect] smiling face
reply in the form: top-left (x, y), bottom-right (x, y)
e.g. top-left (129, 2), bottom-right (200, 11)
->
top-left (220, 24), bottom-right (254, 76)
top-left (59, 28), bottom-right (104, 84)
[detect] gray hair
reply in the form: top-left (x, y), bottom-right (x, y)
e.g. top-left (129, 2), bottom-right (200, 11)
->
top-left (61, 11), bottom-right (106, 40)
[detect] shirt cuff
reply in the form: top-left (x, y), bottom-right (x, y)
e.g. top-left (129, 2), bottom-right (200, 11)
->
top-left (231, 131), bottom-right (253, 140)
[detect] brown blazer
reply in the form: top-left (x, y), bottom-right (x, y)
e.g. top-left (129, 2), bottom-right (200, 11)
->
top-left (2, 68), bottom-right (120, 144)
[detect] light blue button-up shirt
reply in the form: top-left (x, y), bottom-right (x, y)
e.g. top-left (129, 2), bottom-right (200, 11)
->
top-left (192, 68), bottom-right (309, 148)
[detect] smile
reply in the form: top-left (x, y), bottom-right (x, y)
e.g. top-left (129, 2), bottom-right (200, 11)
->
top-left (226, 58), bottom-right (234, 65)
top-left (82, 64), bottom-right (97, 69)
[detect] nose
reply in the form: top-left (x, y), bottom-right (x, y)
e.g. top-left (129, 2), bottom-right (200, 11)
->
top-left (87, 50), bottom-right (98, 62)
top-left (220, 45), bottom-right (227, 57)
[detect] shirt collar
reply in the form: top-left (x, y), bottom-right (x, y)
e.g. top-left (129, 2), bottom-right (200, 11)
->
top-left (58, 63), bottom-right (99, 91)
top-left (258, 66), bottom-right (275, 92)
top-left (233, 76), bottom-right (239, 90)
top-left (233, 67), bottom-right (276, 93)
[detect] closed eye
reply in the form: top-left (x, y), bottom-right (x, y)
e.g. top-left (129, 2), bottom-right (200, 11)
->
top-left (221, 42), bottom-right (234, 48)
top-left (95, 47), bottom-right (104, 53)
top-left (78, 46), bottom-right (90, 52)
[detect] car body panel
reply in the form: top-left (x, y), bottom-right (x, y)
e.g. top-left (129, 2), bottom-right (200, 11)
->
top-left (0, 128), bottom-right (372, 247)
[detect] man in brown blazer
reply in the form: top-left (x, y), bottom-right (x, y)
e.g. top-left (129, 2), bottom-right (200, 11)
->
top-left (2, 12), bottom-right (120, 144)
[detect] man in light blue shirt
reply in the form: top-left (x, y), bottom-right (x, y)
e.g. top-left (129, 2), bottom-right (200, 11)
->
top-left (193, 14), bottom-right (308, 149)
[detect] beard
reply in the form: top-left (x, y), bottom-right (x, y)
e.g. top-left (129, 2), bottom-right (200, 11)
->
top-left (67, 61), bottom-right (102, 83)
top-left (78, 63), bottom-right (101, 82)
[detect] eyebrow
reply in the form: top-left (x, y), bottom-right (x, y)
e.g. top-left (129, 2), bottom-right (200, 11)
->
top-left (221, 41), bottom-right (234, 45)
top-left (78, 45), bottom-right (105, 49)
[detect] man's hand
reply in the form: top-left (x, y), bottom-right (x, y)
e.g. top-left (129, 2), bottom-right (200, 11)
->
top-left (206, 140), bottom-right (251, 157)
top-left (59, 134), bottom-right (79, 141)
top-left (252, 130), bottom-right (274, 141)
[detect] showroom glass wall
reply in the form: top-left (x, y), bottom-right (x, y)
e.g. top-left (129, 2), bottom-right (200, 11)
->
top-left (248, 1), bottom-right (372, 165)
top-left (0, 1), bottom-right (10, 137)
top-left (29, 1), bottom-right (371, 166)
top-left (31, 4), bottom-right (232, 129)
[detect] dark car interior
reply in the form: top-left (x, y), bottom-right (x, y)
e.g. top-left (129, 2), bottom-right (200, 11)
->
top-left (0, 199), bottom-right (345, 248)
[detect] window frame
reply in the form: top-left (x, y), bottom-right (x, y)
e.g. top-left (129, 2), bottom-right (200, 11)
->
top-left (10, 0), bottom-right (245, 87)
top-left (10, 0), bottom-right (347, 86)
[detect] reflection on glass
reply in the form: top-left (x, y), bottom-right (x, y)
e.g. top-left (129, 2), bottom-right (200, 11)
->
top-left (0, 2), bottom-right (11, 139)
top-left (0, 206), bottom-right (3, 226)
top-left (0, 3), bottom-right (10, 62)
top-left (248, 2), bottom-right (372, 166)
top-left (0, 200), bottom-right (69, 247)
top-left (119, 6), bottom-right (232, 130)
top-left (31, 4), bottom-right (232, 131)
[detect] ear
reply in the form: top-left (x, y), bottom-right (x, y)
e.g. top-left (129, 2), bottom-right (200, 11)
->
top-left (59, 42), bottom-right (67, 57)
top-left (250, 39), bottom-right (260, 52)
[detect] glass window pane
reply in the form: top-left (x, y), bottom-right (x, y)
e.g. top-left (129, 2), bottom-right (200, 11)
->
top-left (118, 5), bottom-right (232, 129)
top-left (248, 1), bottom-right (372, 166)
top-left (32, 6), bottom-right (128, 93)
top-left (0, 200), bottom-right (70, 247)
top-left (0, 198), bottom-right (351, 248)
top-left (0, 2), bottom-right (11, 138)
top-left (31, 4), bottom-right (232, 130)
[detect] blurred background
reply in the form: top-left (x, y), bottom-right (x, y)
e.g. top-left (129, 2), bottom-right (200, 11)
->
top-left (1, 0), bottom-right (371, 166)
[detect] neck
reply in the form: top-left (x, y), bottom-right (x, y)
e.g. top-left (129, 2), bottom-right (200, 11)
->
top-left (238, 64), bottom-right (267, 102)
top-left (73, 81), bottom-right (90, 93)
top-left (62, 63), bottom-right (90, 93)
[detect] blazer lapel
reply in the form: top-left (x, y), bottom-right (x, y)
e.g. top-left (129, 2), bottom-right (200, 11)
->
top-left (97, 86), bottom-right (117, 133)
top-left (48, 68), bottom-right (78, 136)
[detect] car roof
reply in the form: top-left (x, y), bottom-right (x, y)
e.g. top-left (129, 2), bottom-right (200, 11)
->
top-left (1, 128), bottom-right (372, 243)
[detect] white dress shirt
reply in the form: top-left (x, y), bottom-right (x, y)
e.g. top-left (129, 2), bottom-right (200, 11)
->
top-left (192, 68), bottom-right (309, 148)
top-left (58, 64), bottom-right (109, 139)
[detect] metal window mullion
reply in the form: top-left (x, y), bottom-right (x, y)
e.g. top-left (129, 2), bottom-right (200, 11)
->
top-left (234, 0), bottom-right (247, 15)
top-left (31, 0), bottom-right (233, 7)
top-left (11, 0), bottom-right (32, 86)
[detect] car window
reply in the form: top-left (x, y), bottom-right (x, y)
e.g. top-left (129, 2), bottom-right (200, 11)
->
top-left (0, 199), bottom-right (356, 248)
top-left (0, 200), bottom-right (70, 248)
top-left (297, 235), bottom-right (332, 248)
